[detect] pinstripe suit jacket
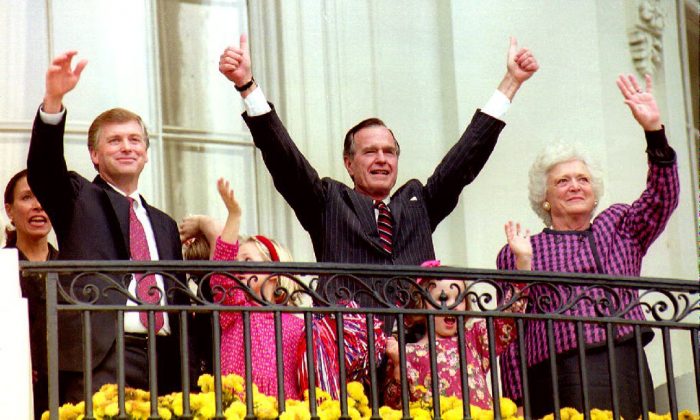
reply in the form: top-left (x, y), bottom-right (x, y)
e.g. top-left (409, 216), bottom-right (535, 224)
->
top-left (244, 106), bottom-right (505, 308)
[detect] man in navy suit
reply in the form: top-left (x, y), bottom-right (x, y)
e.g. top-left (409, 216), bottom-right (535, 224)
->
top-left (218, 36), bottom-right (538, 318)
top-left (27, 51), bottom-right (186, 404)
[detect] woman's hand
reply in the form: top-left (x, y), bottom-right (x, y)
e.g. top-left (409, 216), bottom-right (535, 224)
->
top-left (505, 221), bottom-right (532, 271)
top-left (616, 74), bottom-right (662, 131)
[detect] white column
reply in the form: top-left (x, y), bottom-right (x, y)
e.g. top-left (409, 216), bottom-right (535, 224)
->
top-left (0, 249), bottom-right (33, 418)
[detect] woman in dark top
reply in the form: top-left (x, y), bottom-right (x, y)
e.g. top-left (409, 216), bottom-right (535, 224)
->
top-left (497, 74), bottom-right (679, 418)
top-left (4, 169), bottom-right (58, 419)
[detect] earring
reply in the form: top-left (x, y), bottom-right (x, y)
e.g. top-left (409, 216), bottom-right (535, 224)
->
top-left (594, 200), bottom-right (598, 206)
top-left (542, 201), bottom-right (551, 211)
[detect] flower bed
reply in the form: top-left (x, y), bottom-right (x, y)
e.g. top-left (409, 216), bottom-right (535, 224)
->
top-left (42, 374), bottom-right (699, 420)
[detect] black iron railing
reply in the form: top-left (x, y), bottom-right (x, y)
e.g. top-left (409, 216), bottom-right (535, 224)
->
top-left (20, 261), bottom-right (700, 420)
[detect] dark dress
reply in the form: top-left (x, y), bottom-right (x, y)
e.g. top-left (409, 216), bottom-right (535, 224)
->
top-left (6, 243), bottom-right (59, 420)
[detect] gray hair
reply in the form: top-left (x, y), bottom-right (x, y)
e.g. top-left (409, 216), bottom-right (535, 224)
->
top-left (528, 142), bottom-right (604, 226)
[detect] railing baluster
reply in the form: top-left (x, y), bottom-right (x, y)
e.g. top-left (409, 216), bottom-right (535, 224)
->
top-left (365, 313), bottom-right (381, 420)
top-left (692, 328), bottom-right (700, 411)
top-left (243, 311), bottom-right (254, 420)
top-left (516, 319), bottom-right (531, 420)
top-left (395, 313), bottom-right (411, 420)
top-left (575, 321), bottom-right (590, 420)
top-left (274, 310), bottom-right (286, 412)
top-left (46, 271), bottom-right (60, 420)
top-left (662, 326), bottom-right (679, 420)
top-left (148, 311), bottom-right (159, 418)
top-left (304, 311), bottom-right (319, 420)
top-left (486, 316), bottom-right (501, 419)
top-left (605, 323), bottom-right (620, 420)
top-left (426, 313), bottom-right (441, 420)
top-left (336, 311), bottom-right (349, 419)
top-left (178, 310), bottom-right (192, 419)
top-left (546, 319), bottom-right (560, 420)
top-left (82, 310), bottom-right (94, 419)
top-left (212, 310), bottom-right (222, 419)
top-left (635, 325), bottom-right (649, 420)
top-left (116, 311), bottom-right (127, 420)
top-left (456, 314), bottom-right (471, 420)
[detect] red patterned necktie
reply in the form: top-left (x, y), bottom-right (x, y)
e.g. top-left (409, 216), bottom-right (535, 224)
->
top-left (374, 200), bottom-right (393, 254)
top-left (128, 197), bottom-right (164, 332)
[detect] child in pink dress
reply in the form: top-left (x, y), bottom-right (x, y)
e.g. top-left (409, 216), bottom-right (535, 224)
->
top-left (208, 178), bottom-right (306, 399)
top-left (204, 179), bottom-right (386, 401)
top-left (384, 221), bottom-right (531, 409)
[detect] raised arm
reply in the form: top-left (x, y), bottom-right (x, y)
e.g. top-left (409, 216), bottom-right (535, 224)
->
top-left (216, 178), bottom-right (242, 244)
top-left (43, 51), bottom-right (88, 113)
top-left (613, 74), bottom-right (679, 251)
top-left (27, 51), bottom-right (88, 236)
top-left (220, 35), bottom-right (325, 232)
top-left (424, 39), bottom-right (538, 228)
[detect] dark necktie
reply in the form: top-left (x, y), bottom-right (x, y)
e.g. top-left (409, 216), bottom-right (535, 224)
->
top-left (374, 200), bottom-right (393, 254)
top-left (128, 197), bottom-right (164, 332)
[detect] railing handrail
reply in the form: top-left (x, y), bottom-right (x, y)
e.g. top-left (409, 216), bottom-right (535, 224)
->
top-left (19, 260), bottom-right (700, 293)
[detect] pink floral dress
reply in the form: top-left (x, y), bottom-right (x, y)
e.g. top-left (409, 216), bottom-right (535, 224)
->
top-left (209, 237), bottom-right (305, 400)
top-left (384, 318), bottom-right (515, 409)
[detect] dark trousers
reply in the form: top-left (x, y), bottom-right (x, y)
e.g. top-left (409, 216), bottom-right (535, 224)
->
top-left (527, 339), bottom-right (655, 419)
top-left (59, 334), bottom-right (179, 405)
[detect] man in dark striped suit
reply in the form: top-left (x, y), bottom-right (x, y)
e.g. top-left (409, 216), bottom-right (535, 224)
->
top-left (218, 35), bottom-right (538, 319)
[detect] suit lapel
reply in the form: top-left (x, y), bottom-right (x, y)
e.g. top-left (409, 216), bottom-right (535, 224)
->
top-left (94, 176), bottom-right (131, 257)
top-left (388, 195), bottom-right (402, 245)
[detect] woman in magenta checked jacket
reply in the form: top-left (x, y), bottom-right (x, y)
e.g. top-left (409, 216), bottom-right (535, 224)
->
top-left (496, 74), bottom-right (679, 419)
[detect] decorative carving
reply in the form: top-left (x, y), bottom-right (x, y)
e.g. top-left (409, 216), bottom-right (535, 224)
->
top-left (629, 0), bottom-right (665, 76)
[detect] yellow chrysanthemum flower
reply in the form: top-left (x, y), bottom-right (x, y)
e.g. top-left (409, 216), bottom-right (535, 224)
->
top-left (158, 406), bottom-right (173, 420)
top-left (477, 408), bottom-right (494, 420)
top-left (347, 382), bottom-right (365, 401)
top-left (198, 374), bottom-right (215, 393)
top-left (104, 401), bottom-right (119, 417)
top-left (223, 373), bottom-right (246, 394)
top-left (255, 397), bottom-right (279, 419)
top-left (410, 406), bottom-right (433, 420)
top-left (225, 400), bottom-right (247, 420)
top-left (500, 397), bottom-right (518, 418)
top-left (590, 408), bottom-right (614, 420)
top-left (378, 405), bottom-right (403, 420)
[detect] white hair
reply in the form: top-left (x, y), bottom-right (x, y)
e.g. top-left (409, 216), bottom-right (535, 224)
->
top-left (528, 142), bottom-right (604, 226)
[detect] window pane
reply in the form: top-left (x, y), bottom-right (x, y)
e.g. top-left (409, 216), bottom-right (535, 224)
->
top-left (163, 138), bottom-right (258, 235)
top-left (157, 0), bottom-right (247, 133)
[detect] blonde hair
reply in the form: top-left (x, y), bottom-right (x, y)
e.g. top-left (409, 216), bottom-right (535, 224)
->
top-left (243, 236), bottom-right (303, 306)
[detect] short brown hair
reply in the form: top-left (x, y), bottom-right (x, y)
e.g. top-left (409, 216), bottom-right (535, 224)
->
top-left (88, 108), bottom-right (149, 153)
top-left (183, 235), bottom-right (211, 261)
top-left (342, 117), bottom-right (400, 158)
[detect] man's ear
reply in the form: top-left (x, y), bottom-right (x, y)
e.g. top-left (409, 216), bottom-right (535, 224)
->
top-left (343, 155), bottom-right (354, 179)
top-left (90, 148), bottom-right (99, 168)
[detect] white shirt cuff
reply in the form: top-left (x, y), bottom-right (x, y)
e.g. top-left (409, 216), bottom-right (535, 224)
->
top-left (243, 87), bottom-right (272, 116)
top-left (481, 90), bottom-right (511, 119)
top-left (39, 106), bottom-right (66, 125)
